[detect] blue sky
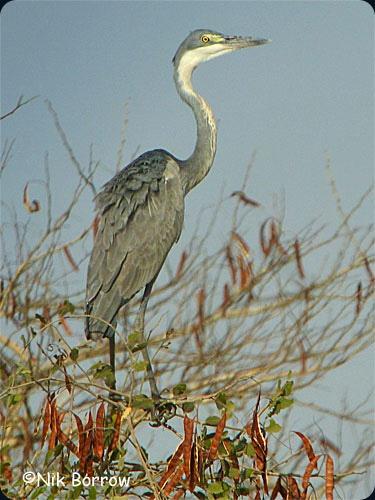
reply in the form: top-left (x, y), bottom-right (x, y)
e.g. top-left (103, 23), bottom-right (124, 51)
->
top-left (1, 0), bottom-right (374, 496)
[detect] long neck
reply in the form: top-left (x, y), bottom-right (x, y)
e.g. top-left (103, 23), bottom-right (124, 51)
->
top-left (174, 60), bottom-right (217, 194)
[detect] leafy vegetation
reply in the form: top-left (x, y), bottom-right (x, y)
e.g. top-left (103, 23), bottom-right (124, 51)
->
top-left (0, 98), bottom-right (373, 498)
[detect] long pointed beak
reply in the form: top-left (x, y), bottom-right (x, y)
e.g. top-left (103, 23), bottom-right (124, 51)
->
top-left (224, 35), bottom-right (271, 49)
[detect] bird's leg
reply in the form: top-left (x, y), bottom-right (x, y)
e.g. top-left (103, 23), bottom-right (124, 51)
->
top-left (108, 335), bottom-right (118, 400)
top-left (134, 281), bottom-right (160, 401)
top-left (133, 280), bottom-right (177, 425)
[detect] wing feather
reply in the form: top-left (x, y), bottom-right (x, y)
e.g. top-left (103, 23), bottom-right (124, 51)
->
top-left (85, 149), bottom-right (184, 338)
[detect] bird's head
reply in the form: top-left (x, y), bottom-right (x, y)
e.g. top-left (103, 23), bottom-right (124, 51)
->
top-left (173, 29), bottom-right (270, 75)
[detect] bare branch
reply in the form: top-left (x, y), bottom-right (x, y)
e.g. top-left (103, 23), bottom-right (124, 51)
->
top-left (1, 95), bottom-right (39, 121)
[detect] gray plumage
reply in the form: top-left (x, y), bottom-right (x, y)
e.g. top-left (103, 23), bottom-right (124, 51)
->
top-left (84, 29), bottom-right (269, 398)
top-left (86, 149), bottom-right (184, 338)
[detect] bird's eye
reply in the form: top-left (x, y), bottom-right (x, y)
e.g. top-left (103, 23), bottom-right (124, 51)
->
top-left (201, 35), bottom-right (210, 43)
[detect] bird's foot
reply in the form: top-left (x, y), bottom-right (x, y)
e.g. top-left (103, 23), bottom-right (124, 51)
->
top-left (149, 399), bottom-right (177, 426)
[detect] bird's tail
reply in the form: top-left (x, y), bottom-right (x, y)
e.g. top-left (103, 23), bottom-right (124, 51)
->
top-left (85, 289), bottom-right (123, 340)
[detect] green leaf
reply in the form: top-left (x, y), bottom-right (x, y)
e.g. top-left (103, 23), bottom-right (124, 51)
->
top-left (110, 448), bottom-right (120, 460)
top-left (16, 364), bottom-right (31, 378)
top-left (228, 467), bottom-right (240, 480)
top-left (245, 442), bottom-right (256, 457)
top-left (268, 377), bottom-right (295, 417)
top-left (70, 348), bottom-right (79, 362)
top-left (88, 486), bottom-right (97, 500)
top-left (58, 300), bottom-right (75, 315)
top-left (118, 454), bottom-right (125, 470)
top-left (217, 441), bottom-right (229, 457)
top-left (283, 380), bottom-right (294, 396)
top-left (90, 363), bottom-right (115, 387)
top-left (205, 416), bottom-right (221, 426)
top-left (233, 438), bottom-right (247, 454)
top-left (43, 449), bottom-right (54, 466)
top-left (202, 438), bottom-right (211, 450)
top-left (132, 394), bottom-right (154, 410)
top-left (243, 467), bottom-right (254, 479)
top-left (53, 444), bottom-right (64, 458)
top-left (225, 401), bottom-right (235, 416)
top-left (31, 486), bottom-right (47, 499)
top-left (278, 397), bottom-right (294, 409)
top-left (236, 486), bottom-right (250, 495)
top-left (220, 440), bottom-right (232, 455)
top-left (182, 402), bottom-right (195, 413)
top-left (207, 481), bottom-right (224, 494)
top-left (7, 393), bottom-right (23, 406)
top-left (0, 445), bottom-right (10, 455)
top-left (265, 418), bottom-right (282, 433)
top-left (221, 482), bottom-right (230, 493)
top-left (71, 484), bottom-right (83, 499)
top-left (133, 361), bottom-right (149, 372)
top-left (172, 383), bottom-right (187, 396)
top-left (215, 392), bottom-right (227, 410)
top-left (128, 332), bottom-right (141, 346)
top-left (50, 365), bottom-right (59, 375)
top-left (130, 342), bottom-right (148, 353)
top-left (89, 361), bottom-right (106, 372)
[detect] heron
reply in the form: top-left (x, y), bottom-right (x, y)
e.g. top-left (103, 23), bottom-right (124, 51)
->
top-left (85, 29), bottom-right (270, 402)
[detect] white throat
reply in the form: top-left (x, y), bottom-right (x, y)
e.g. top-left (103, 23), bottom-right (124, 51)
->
top-left (176, 44), bottom-right (230, 91)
